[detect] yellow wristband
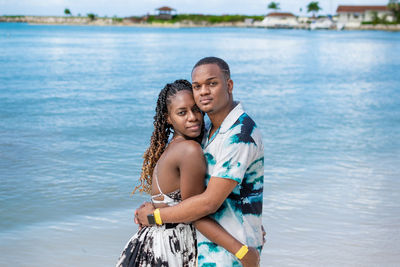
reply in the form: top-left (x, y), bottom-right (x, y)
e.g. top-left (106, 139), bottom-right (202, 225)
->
top-left (235, 245), bottom-right (249, 260)
top-left (154, 208), bottom-right (163, 225)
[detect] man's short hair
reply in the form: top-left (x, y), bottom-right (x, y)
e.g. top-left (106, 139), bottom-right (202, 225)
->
top-left (192, 57), bottom-right (230, 80)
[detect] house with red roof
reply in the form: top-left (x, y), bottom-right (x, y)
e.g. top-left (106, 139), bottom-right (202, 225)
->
top-left (336, 5), bottom-right (394, 27)
top-left (260, 12), bottom-right (299, 28)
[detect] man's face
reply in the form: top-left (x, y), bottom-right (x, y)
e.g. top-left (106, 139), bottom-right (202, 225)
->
top-left (191, 64), bottom-right (233, 115)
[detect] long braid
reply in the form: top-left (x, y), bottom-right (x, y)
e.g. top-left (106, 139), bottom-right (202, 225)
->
top-left (133, 79), bottom-right (194, 194)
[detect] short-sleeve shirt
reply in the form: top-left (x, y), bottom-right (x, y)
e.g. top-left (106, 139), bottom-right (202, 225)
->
top-left (197, 102), bottom-right (264, 267)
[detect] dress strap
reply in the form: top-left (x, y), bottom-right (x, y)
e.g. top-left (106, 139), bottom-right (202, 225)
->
top-left (153, 165), bottom-right (164, 196)
top-left (151, 162), bottom-right (181, 206)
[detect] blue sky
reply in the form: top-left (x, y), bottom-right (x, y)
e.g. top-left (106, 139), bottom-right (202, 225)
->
top-left (0, 0), bottom-right (390, 17)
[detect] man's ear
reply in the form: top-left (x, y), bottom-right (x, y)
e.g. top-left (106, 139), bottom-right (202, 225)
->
top-left (227, 79), bottom-right (233, 94)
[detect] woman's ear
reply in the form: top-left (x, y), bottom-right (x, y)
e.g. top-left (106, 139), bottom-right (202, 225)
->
top-left (166, 113), bottom-right (172, 126)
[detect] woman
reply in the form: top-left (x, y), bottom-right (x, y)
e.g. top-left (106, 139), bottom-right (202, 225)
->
top-left (116, 80), bottom-right (259, 267)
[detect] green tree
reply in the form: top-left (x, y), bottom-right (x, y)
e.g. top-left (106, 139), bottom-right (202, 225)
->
top-left (388, 0), bottom-right (400, 23)
top-left (371, 11), bottom-right (380, 24)
top-left (87, 13), bottom-right (96, 21)
top-left (64, 8), bottom-right (71, 16)
top-left (307, 1), bottom-right (322, 17)
top-left (268, 2), bottom-right (280, 11)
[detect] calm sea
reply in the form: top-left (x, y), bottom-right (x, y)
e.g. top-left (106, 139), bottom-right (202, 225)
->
top-left (1, 23), bottom-right (399, 266)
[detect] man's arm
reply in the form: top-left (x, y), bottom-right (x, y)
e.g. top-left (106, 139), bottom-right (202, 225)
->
top-left (194, 218), bottom-right (260, 267)
top-left (136, 176), bottom-right (237, 225)
top-left (137, 131), bottom-right (256, 225)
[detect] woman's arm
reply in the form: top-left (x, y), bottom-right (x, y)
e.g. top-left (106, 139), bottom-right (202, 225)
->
top-left (177, 141), bottom-right (259, 266)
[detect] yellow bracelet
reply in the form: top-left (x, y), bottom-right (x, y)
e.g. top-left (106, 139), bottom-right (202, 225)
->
top-left (235, 245), bottom-right (249, 260)
top-left (154, 208), bottom-right (163, 225)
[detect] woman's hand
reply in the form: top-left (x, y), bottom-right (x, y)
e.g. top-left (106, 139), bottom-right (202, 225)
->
top-left (135, 202), bottom-right (155, 227)
top-left (240, 247), bottom-right (260, 267)
top-left (134, 202), bottom-right (147, 229)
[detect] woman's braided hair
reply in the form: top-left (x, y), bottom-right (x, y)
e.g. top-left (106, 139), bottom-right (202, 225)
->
top-left (133, 79), bottom-right (197, 194)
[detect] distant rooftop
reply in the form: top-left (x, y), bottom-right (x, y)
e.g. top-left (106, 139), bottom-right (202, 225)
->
top-left (267, 12), bottom-right (295, 17)
top-left (336, 5), bottom-right (388, 13)
top-left (156, 6), bottom-right (175, 12)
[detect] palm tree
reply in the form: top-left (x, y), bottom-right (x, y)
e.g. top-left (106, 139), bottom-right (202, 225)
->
top-left (64, 8), bottom-right (71, 16)
top-left (307, 1), bottom-right (321, 17)
top-left (268, 2), bottom-right (280, 11)
top-left (388, 0), bottom-right (400, 23)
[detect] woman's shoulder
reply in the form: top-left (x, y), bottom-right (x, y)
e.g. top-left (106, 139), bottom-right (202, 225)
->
top-left (169, 139), bottom-right (205, 169)
top-left (176, 139), bottom-right (202, 150)
top-left (174, 139), bottom-right (203, 158)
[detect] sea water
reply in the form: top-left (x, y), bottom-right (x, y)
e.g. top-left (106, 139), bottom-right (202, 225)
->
top-left (1, 23), bottom-right (399, 266)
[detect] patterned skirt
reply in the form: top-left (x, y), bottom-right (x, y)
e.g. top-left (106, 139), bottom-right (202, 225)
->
top-left (116, 223), bottom-right (197, 267)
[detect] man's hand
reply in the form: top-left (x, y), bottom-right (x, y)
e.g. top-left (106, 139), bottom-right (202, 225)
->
top-left (135, 202), bottom-right (155, 227)
top-left (240, 247), bottom-right (260, 267)
top-left (262, 225), bottom-right (266, 249)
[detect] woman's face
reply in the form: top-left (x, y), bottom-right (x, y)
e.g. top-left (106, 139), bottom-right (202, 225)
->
top-left (167, 90), bottom-right (203, 139)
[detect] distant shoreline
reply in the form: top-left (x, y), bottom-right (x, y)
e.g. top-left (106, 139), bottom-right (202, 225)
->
top-left (1, 15), bottom-right (400, 31)
top-left (0, 15), bottom-right (251, 28)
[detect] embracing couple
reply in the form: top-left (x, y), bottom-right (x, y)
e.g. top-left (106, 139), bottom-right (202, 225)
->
top-left (116, 57), bottom-right (265, 267)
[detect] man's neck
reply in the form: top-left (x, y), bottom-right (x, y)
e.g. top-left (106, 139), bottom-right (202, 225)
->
top-left (208, 101), bottom-right (237, 135)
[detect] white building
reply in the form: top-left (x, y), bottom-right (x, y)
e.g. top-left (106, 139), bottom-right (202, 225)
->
top-left (336, 5), bottom-right (394, 27)
top-left (260, 12), bottom-right (299, 28)
top-left (310, 18), bottom-right (335, 30)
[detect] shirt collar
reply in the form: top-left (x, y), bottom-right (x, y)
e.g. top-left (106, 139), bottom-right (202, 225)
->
top-left (219, 101), bottom-right (244, 134)
top-left (202, 102), bottom-right (245, 148)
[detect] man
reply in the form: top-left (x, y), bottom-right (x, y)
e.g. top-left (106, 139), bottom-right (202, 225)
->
top-left (137, 57), bottom-right (264, 266)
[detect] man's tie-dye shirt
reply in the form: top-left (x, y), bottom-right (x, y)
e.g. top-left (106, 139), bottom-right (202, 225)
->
top-left (197, 102), bottom-right (264, 267)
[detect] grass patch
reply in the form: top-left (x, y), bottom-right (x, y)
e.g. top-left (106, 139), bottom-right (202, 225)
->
top-left (362, 21), bottom-right (399, 25)
top-left (147, 14), bottom-right (264, 24)
top-left (1, 15), bottom-right (26, 18)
